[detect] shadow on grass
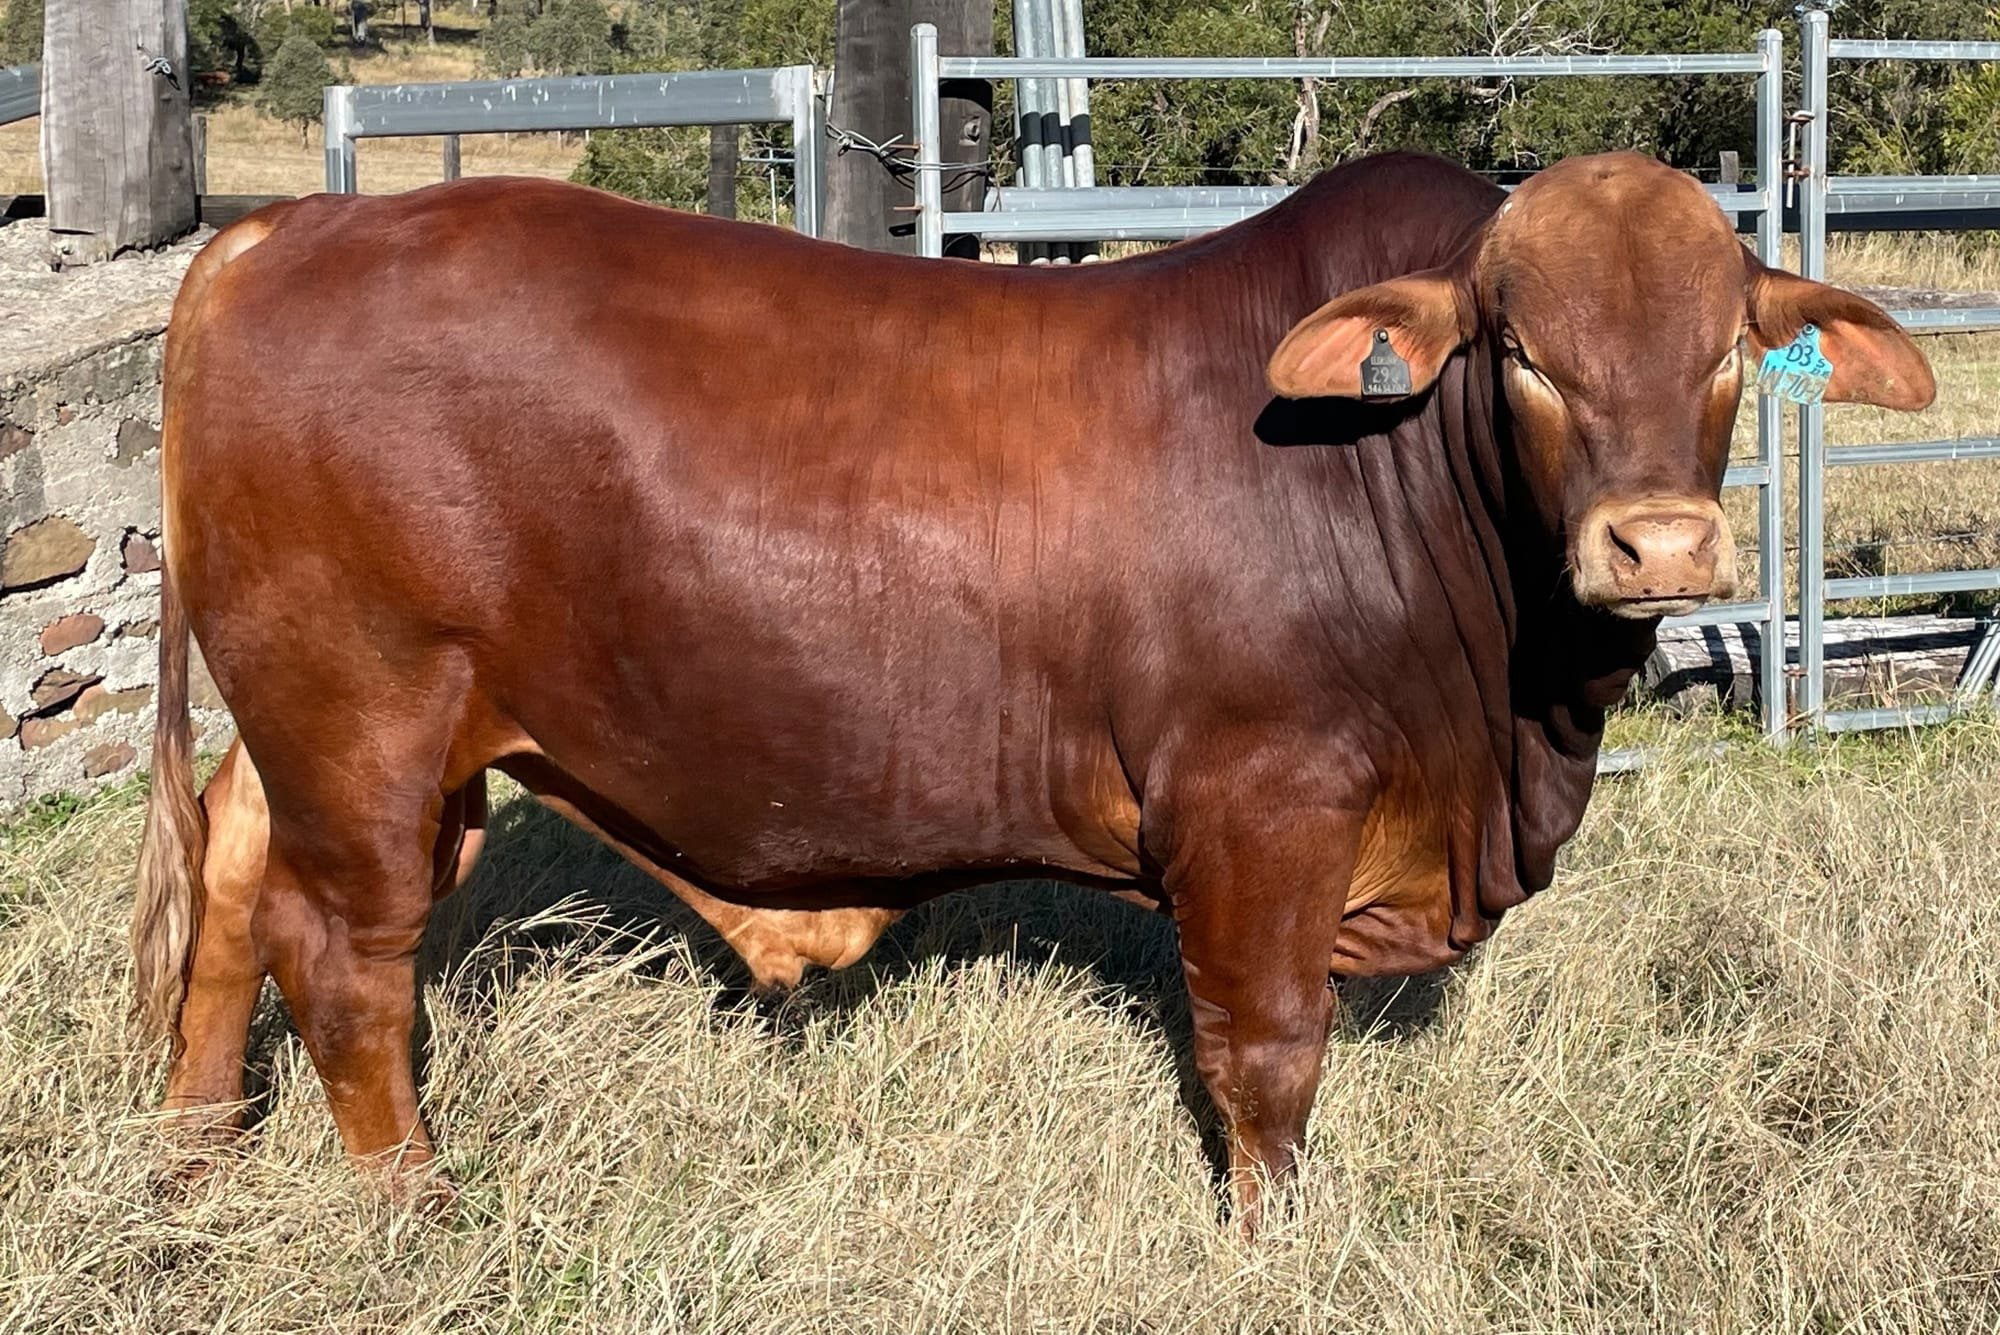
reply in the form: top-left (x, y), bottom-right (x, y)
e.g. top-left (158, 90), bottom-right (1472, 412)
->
top-left (243, 788), bottom-right (1461, 1186)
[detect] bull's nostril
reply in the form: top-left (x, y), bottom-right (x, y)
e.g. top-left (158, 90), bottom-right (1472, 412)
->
top-left (1608, 528), bottom-right (1642, 567)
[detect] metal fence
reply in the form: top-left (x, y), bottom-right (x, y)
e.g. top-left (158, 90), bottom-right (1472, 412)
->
top-left (0, 63), bottom-right (37, 127)
top-left (1795, 12), bottom-right (2000, 733)
top-left (1011, 0), bottom-right (1094, 263)
top-left (910, 25), bottom-right (1796, 751)
top-left (322, 66), bottom-right (826, 236)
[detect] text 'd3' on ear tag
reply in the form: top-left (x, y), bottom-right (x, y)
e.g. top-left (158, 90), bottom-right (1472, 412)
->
top-left (1757, 322), bottom-right (1834, 405)
top-left (1359, 329), bottom-right (1412, 399)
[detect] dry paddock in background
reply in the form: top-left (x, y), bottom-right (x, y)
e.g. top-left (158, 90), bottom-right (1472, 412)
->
top-left (3, 716), bottom-right (2000, 1333)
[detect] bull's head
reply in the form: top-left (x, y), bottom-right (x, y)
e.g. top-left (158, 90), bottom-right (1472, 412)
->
top-left (1266, 152), bottom-right (1935, 620)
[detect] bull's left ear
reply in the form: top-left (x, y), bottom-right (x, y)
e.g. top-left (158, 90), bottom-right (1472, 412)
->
top-left (1267, 268), bottom-right (1475, 401)
top-left (1745, 257), bottom-right (1936, 411)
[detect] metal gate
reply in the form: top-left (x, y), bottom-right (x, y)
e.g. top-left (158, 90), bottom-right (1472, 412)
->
top-left (910, 25), bottom-right (1794, 749)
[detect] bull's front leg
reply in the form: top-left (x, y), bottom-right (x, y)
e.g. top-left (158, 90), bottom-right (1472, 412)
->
top-left (1156, 787), bottom-right (1362, 1233)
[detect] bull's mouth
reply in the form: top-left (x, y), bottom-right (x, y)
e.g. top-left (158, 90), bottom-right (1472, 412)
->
top-left (1600, 592), bottom-right (1712, 620)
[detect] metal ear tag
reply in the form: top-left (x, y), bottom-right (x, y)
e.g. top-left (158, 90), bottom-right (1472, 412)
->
top-left (1359, 328), bottom-right (1412, 398)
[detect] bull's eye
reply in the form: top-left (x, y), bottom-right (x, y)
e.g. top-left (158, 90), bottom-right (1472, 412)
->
top-left (1500, 330), bottom-right (1554, 396)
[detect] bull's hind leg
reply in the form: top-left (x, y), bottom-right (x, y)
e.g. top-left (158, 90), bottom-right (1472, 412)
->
top-left (249, 718), bottom-right (474, 1188)
top-left (158, 740), bottom-right (270, 1146)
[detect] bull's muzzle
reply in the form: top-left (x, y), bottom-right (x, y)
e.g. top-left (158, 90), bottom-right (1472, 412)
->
top-left (1573, 498), bottom-right (1736, 619)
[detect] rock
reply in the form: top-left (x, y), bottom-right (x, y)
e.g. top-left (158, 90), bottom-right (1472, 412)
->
top-left (189, 649), bottom-right (225, 711)
top-left (1, 707), bottom-right (15, 740)
top-left (2, 516), bottom-right (95, 592)
top-left (117, 616), bottom-right (159, 639)
top-left (30, 667), bottom-right (98, 711)
top-left (114, 418), bottom-right (160, 466)
top-left (72, 683), bottom-right (151, 724)
top-left (82, 741), bottom-right (137, 778)
top-left (0, 422), bottom-right (30, 460)
top-left (20, 716), bottom-right (79, 748)
top-left (55, 405), bottom-right (74, 426)
top-left (39, 612), bottom-right (105, 655)
top-left (121, 531), bottom-right (161, 574)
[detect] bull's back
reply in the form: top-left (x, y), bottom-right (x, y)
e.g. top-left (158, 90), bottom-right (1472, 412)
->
top-left (168, 180), bottom-right (1162, 886)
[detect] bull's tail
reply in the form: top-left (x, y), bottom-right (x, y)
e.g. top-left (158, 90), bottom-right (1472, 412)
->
top-left (131, 554), bottom-right (206, 1053)
top-left (127, 216), bottom-right (273, 1052)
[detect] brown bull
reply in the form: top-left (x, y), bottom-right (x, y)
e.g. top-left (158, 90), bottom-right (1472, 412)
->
top-left (133, 151), bottom-right (1932, 1224)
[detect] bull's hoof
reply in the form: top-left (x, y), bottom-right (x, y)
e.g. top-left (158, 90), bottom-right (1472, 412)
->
top-left (360, 1150), bottom-right (460, 1218)
top-left (146, 1112), bottom-right (249, 1198)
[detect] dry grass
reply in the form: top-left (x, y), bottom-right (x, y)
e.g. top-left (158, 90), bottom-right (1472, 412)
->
top-left (5, 719), bottom-right (2000, 1331)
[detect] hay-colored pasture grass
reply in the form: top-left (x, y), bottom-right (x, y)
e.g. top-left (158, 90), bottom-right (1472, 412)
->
top-left (4, 719), bottom-right (2000, 1332)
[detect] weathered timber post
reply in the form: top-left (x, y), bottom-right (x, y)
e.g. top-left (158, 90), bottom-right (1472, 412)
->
top-left (707, 125), bottom-right (738, 220)
top-left (41, 0), bottom-right (196, 266)
top-left (827, 0), bottom-right (989, 255)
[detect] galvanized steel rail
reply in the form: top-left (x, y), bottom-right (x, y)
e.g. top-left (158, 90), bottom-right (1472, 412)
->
top-left (1797, 13), bottom-right (2000, 736)
top-left (323, 66), bottom-right (825, 235)
top-left (943, 53), bottom-right (1770, 78)
top-left (913, 24), bottom-right (1797, 752)
top-left (0, 63), bottom-right (37, 127)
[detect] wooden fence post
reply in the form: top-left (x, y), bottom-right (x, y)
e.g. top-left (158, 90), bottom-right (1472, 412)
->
top-left (826, 0), bottom-right (990, 255)
top-left (707, 125), bottom-right (738, 220)
top-left (42, 0), bottom-right (197, 266)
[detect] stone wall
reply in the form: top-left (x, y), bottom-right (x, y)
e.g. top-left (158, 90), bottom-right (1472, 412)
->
top-left (0, 222), bottom-right (233, 812)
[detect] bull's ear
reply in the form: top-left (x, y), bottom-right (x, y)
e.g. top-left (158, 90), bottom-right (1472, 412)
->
top-left (1745, 259), bottom-right (1936, 411)
top-left (1266, 270), bottom-right (1474, 401)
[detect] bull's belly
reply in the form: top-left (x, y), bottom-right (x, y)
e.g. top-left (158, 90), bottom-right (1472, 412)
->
top-left (490, 718), bottom-right (1139, 907)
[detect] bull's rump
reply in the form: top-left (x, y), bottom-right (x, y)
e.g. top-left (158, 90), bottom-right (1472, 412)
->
top-left (167, 179), bottom-right (1152, 891)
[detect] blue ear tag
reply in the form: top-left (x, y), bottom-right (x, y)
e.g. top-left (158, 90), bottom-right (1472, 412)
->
top-left (1756, 323), bottom-right (1834, 405)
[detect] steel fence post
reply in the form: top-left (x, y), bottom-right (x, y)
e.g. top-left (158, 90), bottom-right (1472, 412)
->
top-left (789, 67), bottom-right (825, 237)
top-left (1756, 27), bottom-right (1787, 740)
top-left (323, 85), bottom-right (357, 193)
top-left (912, 24), bottom-right (946, 259)
top-left (1798, 8), bottom-right (1831, 731)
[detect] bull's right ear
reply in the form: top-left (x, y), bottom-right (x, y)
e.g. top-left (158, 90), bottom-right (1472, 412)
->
top-left (1266, 270), bottom-right (1475, 401)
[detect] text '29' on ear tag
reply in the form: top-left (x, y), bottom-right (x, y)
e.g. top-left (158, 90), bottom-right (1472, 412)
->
top-left (1358, 329), bottom-right (1413, 399)
top-left (1756, 322), bottom-right (1834, 405)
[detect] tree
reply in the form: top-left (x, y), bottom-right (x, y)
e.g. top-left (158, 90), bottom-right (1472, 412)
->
top-left (480, 8), bottom-right (533, 76)
top-left (0, 0), bottom-right (44, 64)
top-left (570, 0), bottom-right (835, 218)
top-left (530, 0), bottom-right (614, 76)
top-left (260, 33), bottom-right (334, 145)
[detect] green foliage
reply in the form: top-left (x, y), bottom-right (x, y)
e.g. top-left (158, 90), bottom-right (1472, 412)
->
top-left (480, 9), bottom-right (534, 76)
top-left (1944, 64), bottom-right (2000, 173)
top-left (570, 0), bottom-right (833, 210)
top-left (259, 33), bottom-right (334, 144)
top-left (1825, 0), bottom-right (1993, 173)
top-left (482, 0), bottom-right (618, 78)
top-left (0, 0), bottom-right (43, 65)
top-left (255, 3), bottom-right (341, 57)
top-left (530, 0), bottom-right (614, 76)
top-left (565, 0), bottom-right (1997, 208)
top-left (188, 0), bottom-right (254, 81)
